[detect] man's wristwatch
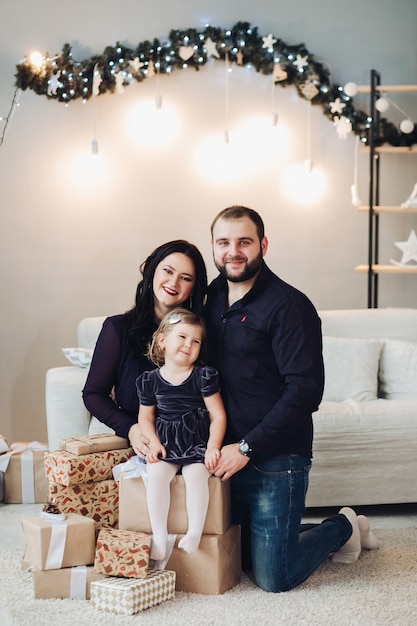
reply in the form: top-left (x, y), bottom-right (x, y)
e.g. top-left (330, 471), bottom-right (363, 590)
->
top-left (238, 439), bottom-right (253, 458)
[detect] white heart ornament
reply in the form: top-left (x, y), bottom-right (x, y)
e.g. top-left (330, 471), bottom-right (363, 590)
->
top-left (179, 46), bottom-right (194, 61)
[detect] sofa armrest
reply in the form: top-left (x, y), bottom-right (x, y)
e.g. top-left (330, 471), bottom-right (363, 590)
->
top-left (45, 366), bottom-right (91, 451)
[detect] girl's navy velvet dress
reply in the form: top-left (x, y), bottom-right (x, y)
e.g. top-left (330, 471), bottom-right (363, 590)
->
top-left (136, 366), bottom-right (219, 464)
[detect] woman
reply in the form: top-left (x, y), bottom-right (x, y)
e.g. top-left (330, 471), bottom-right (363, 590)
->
top-left (82, 240), bottom-right (207, 455)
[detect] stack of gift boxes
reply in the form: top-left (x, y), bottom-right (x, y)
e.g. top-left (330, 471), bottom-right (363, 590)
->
top-left (44, 434), bottom-right (133, 533)
top-left (19, 434), bottom-right (177, 614)
top-left (118, 460), bottom-right (242, 594)
top-left (17, 433), bottom-right (241, 614)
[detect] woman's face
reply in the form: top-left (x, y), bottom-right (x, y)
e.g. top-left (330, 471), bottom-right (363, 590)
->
top-left (153, 252), bottom-right (196, 317)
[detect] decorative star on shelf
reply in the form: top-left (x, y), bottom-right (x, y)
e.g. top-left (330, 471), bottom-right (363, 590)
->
top-left (204, 37), bottom-right (220, 59)
top-left (262, 34), bottom-right (277, 50)
top-left (334, 115), bottom-right (352, 139)
top-left (329, 97), bottom-right (346, 115)
top-left (391, 229), bottom-right (417, 265)
top-left (293, 54), bottom-right (309, 70)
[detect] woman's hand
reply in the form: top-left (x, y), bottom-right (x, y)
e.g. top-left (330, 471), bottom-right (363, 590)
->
top-left (128, 423), bottom-right (150, 458)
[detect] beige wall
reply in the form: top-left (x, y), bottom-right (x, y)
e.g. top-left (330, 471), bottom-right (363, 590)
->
top-left (1, 0), bottom-right (417, 444)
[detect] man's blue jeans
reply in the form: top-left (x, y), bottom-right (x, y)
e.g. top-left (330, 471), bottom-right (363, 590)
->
top-left (231, 454), bottom-right (352, 592)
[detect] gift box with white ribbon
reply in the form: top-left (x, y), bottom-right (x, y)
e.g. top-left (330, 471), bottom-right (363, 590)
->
top-left (31, 565), bottom-right (106, 599)
top-left (21, 512), bottom-right (95, 571)
top-left (1, 442), bottom-right (49, 504)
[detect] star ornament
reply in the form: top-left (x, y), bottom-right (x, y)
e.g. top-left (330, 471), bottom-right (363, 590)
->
top-left (293, 54), bottom-right (309, 71)
top-left (329, 97), bottom-right (346, 115)
top-left (262, 34), bottom-right (277, 51)
top-left (391, 230), bottom-right (417, 265)
top-left (204, 37), bottom-right (220, 59)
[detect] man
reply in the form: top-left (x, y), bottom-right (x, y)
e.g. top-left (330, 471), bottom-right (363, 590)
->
top-left (206, 205), bottom-right (378, 592)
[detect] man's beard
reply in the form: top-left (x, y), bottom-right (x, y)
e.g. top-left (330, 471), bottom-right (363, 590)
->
top-left (215, 252), bottom-right (263, 283)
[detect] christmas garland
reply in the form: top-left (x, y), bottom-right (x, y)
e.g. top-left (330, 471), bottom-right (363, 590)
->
top-left (14, 21), bottom-right (417, 147)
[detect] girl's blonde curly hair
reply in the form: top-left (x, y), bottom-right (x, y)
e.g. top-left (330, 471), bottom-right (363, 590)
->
top-left (147, 307), bottom-right (208, 367)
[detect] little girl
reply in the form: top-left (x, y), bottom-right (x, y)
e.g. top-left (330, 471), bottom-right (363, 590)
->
top-left (136, 307), bottom-right (227, 561)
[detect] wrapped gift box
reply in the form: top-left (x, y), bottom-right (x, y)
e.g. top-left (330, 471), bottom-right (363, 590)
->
top-left (48, 479), bottom-right (119, 531)
top-left (31, 565), bottom-right (106, 599)
top-left (2, 443), bottom-right (49, 504)
top-left (59, 434), bottom-right (129, 456)
top-left (119, 474), bottom-right (230, 535)
top-left (45, 447), bottom-right (133, 486)
top-left (21, 512), bottom-right (95, 571)
top-left (166, 524), bottom-right (241, 594)
top-left (90, 569), bottom-right (175, 615)
top-left (0, 435), bottom-right (8, 454)
top-left (94, 527), bottom-right (151, 578)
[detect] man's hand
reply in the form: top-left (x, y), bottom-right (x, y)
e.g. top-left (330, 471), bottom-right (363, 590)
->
top-left (212, 443), bottom-right (250, 480)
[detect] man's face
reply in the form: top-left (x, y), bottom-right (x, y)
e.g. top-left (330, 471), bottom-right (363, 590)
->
top-left (211, 216), bottom-right (268, 283)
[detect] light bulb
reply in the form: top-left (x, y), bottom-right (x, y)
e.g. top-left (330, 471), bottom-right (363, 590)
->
top-left (29, 51), bottom-right (43, 69)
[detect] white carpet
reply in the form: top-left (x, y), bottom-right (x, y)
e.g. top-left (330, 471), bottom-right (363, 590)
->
top-left (1, 528), bottom-right (417, 626)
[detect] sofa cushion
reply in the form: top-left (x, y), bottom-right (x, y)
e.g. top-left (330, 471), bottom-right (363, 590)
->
top-left (62, 347), bottom-right (93, 368)
top-left (379, 339), bottom-right (417, 400)
top-left (322, 337), bottom-right (382, 402)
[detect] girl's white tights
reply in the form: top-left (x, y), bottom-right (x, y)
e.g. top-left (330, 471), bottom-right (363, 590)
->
top-left (146, 461), bottom-right (211, 561)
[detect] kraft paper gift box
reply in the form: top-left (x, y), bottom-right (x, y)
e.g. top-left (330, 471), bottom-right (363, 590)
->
top-left (21, 512), bottom-right (95, 571)
top-left (0, 435), bottom-right (8, 454)
top-left (31, 565), bottom-right (106, 599)
top-left (90, 570), bottom-right (176, 615)
top-left (94, 527), bottom-right (151, 578)
top-left (1, 442), bottom-right (49, 504)
top-left (166, 524), bottom-right (241, 595)
top-left (45, 447), bottom-right (133, 486)
top-left (119, 474), bottom-right (231, 535)
top-left (48, 479), bottom-right (119, 531)
top-left (59, 434), bottom-right (129, 456)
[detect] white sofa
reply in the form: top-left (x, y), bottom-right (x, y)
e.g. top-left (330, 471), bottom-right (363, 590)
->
top-left (45, 308), bottom-right (417, 508)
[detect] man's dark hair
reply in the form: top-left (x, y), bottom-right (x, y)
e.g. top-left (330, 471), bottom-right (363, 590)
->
top-left (210, 205), bottom-right (265, 241)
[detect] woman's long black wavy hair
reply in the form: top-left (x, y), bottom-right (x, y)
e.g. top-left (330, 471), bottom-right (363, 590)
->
top-left (125, 240), bottom-right (208, 359)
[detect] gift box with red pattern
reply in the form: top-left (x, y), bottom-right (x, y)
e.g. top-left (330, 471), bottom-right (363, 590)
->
top-left (45, 447), bottom-right (133, 487)
top-left (94, 527), bottom-right (151, 579)
top-left (48, 479), bottom-right (119, 531)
